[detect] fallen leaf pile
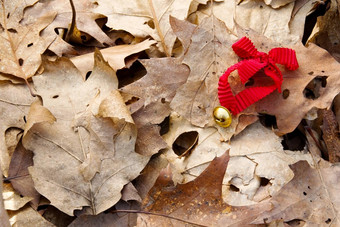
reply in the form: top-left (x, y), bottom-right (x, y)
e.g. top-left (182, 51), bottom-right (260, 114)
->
top-left (1, 0), bottom-right (340, 226)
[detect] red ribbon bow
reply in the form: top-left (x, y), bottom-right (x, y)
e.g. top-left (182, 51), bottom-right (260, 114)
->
top-left (218, 37), bottom-right (299, 115)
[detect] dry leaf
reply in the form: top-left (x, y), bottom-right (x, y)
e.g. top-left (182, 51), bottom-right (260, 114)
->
top-left (309, 0), bottom-right (340, 62)
top-left (253, 161), bottom-right (340, 226)
top-left (0, 82), bottom-right (34, 176)
top-left (22, 0), bottom-right (114, 56)
top-left (0, 168), bottom-right (10, 227)
top-left (71, 39), bottom-right (156, 79)
top-left (23, 50), bottom-right (150, 215)
top-left (0, 2), bottom-right (56, 91)
top-left (2, 183), bottom-right (32, 211)
top-left (93, 0), bottom-right (192, 56)
top-left (321, 109), bottom-right (340, 163)
top-left (170, 15), bottom-right (244, 139)
top-left (7, 140), bottom-right (40, 208)
top-left (137, 151), bottom-right (272, 226)
top-left (8, 205), bottom-right (55, 227)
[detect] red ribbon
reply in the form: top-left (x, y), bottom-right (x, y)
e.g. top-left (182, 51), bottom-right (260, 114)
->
top-left (218, 37), bottom-right (299, 115)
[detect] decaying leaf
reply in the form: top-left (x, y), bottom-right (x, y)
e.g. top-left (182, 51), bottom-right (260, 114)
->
top-left (137, 151), bottom-right (272, 226)
top-left (0, 82), bottom-right (35, 176)
top-left (321, 109), bottom-right (340, 163)
top-left (253, 161), bottom-right (340, 226)
top-left (22, 0), bottom-right (114, 56)
top-left (71, 39), bottom-right (156, 79)
top-left (23, 50), bottom-right (150, 215)
top-left (93, 0), bottom-right (192, 56)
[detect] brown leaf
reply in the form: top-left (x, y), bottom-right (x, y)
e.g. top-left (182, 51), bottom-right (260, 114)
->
top-left (93, 0), bottom-right (192, 56)
top-left (22, 0), bottom-right (114, 56)
top-left (0, 168), bottom-right (10, 227)
top-left (23, 50), bottom-right (150, 215)
top-left (7, 140), bottom-right (40, 208)
top-left (138, 151), bottom-right (272, 226)
top-left (70, 39), bottom-right (157, 79)
top-left (0, 2), bottom-right (56, 83)
top-left (253, 161), bottom-right (340, 226)
top-left (322, 109), bottom-right (340, 163)
top-left (0, 82), bottom-right (35, 176)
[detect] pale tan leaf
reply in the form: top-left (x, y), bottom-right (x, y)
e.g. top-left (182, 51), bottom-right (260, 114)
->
top-left (71, 39), bottom-right (156, 79)
top-left (0, 82), bottom-right (34, 176)
top-left (23, 50), bottom-right (150, 215)
top-left (8, 206), bottom-right (55, 227)
top-left (3, 183), bottom-right (32, 211)
top-left (93, 0), bottom-right (192, 55)
top-left (22, 0), bottom-right (114, 56)
top-left (0, 168), bottom-right (10, 227)
top-left (0, 2), bottom-right (56, 85)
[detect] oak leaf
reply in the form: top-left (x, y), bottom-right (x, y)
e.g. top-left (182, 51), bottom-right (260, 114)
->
top-left (70, 39), bottom-right (156, 79)
top-left (253, 161), bottom-right (340, 226)
top-left (22, 0), bottom-right (114, 56)
top-left (23, 50), bottom-right (150, 215)
top-left (93, 0), bottom-right (192, 56)
top-left (0, 82), bottom-right (35, 176)
top-left (0, 1), bottom-right (56, 92)
top-left (137, 151), bottom-right (272, 226)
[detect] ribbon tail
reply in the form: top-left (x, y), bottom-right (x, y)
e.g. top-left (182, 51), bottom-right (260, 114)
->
top-left (238, 59), bottom-right (267, 84)
top-left (234, 85), bottom-right (277, 115)
top-left (264, 66), bottom-right (283, 92)
top-left (232, 37), bottom-right (259, 59)
top-left (269, 48), bottom-right (299, 70)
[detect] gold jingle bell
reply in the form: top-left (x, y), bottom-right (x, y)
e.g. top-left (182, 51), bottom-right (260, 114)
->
top-left (213, 106), bottom-right (232, 127)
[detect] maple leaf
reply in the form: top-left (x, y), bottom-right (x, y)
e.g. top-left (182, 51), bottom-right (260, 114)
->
top-left (0, 1), bottom-right (56, 94)
top-left (70, 39), bottom-right (157, 79)
top-left (137, 151), bottom-right (272, 226)
top-left (22, 50), bottom-right (150, 215)
top-left (93, 0), bottom-right (192, 56)
top-left (22, 0), bottom-right (114, 56)
top-left (253, 161), bottom-right (340, 226)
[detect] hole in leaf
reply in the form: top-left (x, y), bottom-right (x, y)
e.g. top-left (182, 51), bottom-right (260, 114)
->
top-left (303, 191), bottom-right (307, 196)
top-left (282, 89), bottom-right (290, 99)
top-left (147, 20), bottom-right (155, 29)
top-left (23, 116), bottom-right (26, 123)
top-left (8, 28), bottom-right (17, 33)
top-left (325, 218), bottom-right (332, 224)
top-left (259, 114), bottom-right (278, 129)
top-left (52, 95), bottom-right (59, 99)
top-left (27, 43), bottom-right (33, 47)
top-left (308, 71), bottom-right (314, 75)
top-left (7, 13), bottom-right (10, 18)
top-left (125, 96), bottom-right (140, 106)
top-left (54, 28), bottom-right (60, 35)
top-left (161, 98), bottom-right (166, 103)
top-left (85, 71), bottom-right (92, 80)
top-left (260, 177), bottom-right (270, 186)
top-left (229, 184), bottom-right (239, 192)
top-left (159, 115), bottom-right (170, 136)
top-left (303, 76), bottom-right (328, 100)
top-left (245, 78), bottom-right (254, 87)
top-left (172, 131), bottom-right (199, 157)
top-left (285, 219), bottom-right (306, 226)
top-left (18, 58), bottom-right (24, 66)
top-left (281, 126), bottom-right (306, 151)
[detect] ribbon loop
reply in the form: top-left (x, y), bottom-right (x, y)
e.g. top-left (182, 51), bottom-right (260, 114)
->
top-left (218, 37), bottom-right (299, 115)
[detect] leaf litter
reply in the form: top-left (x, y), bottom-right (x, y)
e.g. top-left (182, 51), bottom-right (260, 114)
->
top-left (1, 0), bottom-right (340, 226)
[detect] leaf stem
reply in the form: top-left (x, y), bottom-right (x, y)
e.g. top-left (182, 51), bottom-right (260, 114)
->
top-left (147, 0), bottom-right (170, 57)
top-left (112, 209), bottom-right (208, 227)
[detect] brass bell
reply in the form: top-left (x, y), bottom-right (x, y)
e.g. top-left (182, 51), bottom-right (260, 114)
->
top-left (213, 106), bottom-right (232, 127)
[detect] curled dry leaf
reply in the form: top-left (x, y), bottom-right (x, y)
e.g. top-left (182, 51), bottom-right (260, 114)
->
top-left (23, 50), bottom-right (150, 215)
top-left (253, 161), bottom-right (340, 226)
top-left (93, 0), bottom-right (192, 56)
top-left (138, 151), bottom-right (272, 226)
top-left (71, 39), bottom-right (156, 79)
top-left (0, 82), bottom-right (35, 176)
top-left (22, 0), bottom-right (114, 56)
top-left (2, 183), bottom-right (32, 211)
top-left (0, 1), bottom-right (56, 91)
top-left (321, 109), bottom-right (340, 163)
